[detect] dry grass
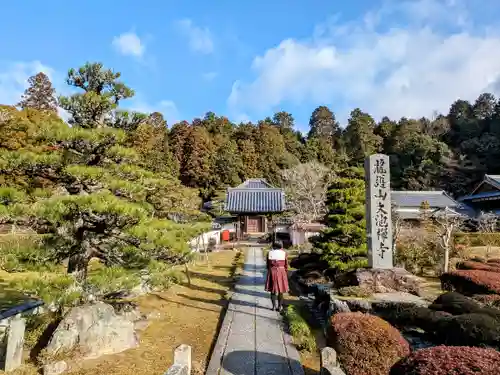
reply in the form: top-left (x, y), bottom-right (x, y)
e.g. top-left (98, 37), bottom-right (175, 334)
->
top-left (0, 250), bottom-right (239, 375)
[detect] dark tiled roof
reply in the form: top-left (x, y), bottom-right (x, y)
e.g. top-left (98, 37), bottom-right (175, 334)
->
top-left (237, 179), bottom-right (274, 189)
top-left (391, 190), bottom-right (458, 208)
top-left (225, 188), bottom-right (285, 213)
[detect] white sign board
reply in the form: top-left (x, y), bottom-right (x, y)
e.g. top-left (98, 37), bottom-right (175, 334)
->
top-left (365, 154), bottom-right (393, 269)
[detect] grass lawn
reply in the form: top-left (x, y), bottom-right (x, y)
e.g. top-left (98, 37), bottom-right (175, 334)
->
top-left (0, 250), bottom-right (241, 375)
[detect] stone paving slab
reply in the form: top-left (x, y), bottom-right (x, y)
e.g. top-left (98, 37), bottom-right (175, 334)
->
top-left (206, 247), bottom-right (305, 375)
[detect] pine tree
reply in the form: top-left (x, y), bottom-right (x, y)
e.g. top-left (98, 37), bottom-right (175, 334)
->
top-left (312, 167), bottom-right (368, 270)
top-left (18, 72), bottom-right (58, 113)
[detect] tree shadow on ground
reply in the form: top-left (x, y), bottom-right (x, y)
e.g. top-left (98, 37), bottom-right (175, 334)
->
top-left (222, 350), bottom-right (316, 375)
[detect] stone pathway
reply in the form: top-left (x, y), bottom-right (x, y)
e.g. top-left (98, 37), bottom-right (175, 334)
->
top-left (206, 247), bottom-right (304, 375)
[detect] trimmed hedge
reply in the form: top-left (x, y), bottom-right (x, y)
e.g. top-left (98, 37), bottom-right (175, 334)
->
top-left (455, 232), bottom-right (500, 247)
top-left (456, 260), bottom-right (500, 273)
top-left (429, 292), bottom-right (500, 321)
top-left (390, 345), bottom-right (500, 375)
top-left (377, 305), bottom-right (451, 333)
top-left (327, 312), bottom-right (409, 375)
top-left (433, 313), bottom-right (500, 348)
top-left (441, 270), bottom-right (500, 295)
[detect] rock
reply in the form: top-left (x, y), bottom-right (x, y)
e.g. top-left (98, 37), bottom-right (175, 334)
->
top-left (328, 298), bottom-right (351, 315)
top-left (335, 268), bottom-right (424, 296)
top-left (43, 361), bottom-right (68, 375)
top-left (45, 302), bottom-right (138, 360)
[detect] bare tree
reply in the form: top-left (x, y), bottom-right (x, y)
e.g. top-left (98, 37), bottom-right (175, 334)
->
top-left (421, 208), bottom-right (465, 274)
top-left (391, 203), bottom-right (403, 253)
top-left (475, 211), bottom-right (499, 258)
top-left (280, 161), bottom-right (335, 223)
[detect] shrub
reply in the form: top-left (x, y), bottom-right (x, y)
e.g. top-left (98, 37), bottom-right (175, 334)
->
top-left (327, 312), bottom-right (409, 375)
top-left (455, 232), bottom-right (500, 247)
top-left (456, 260), bottom-right (500, 273)
top-left (376, 305), bottom-right (451, 333)
top-left (7, 274), bottom-right (82, 308)
top-left (284, 305), bottom-right (316, 352)
top-left (487, 258), bottom-right (500, 265)
top-left (290, 252), bottom-right (322, 269)
top-left (0, 234), bottom-right (59, 272)
top-left (396, 230), bottom-right (441, 275)
top-left (433, 313), bottom-right (500, 348)
top-left (86, 266), bottom-right (141, 296)
top-left (337, 286), bottom-right (372, 298)
top-left (429, 292), bottom-right (500, 320)
top-left (390, 345), bottom-right (500, 375)
top-left (148, 261), bottom-right (184, 290)
top-left (474, 294), bottom-right (500, 308)
top-left (441, 270), bottom-right (500, 295)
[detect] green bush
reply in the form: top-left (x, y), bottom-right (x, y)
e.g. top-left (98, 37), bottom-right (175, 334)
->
top-left (147, 260), bottom-right (184, 290)
top-left (7, 274), bottom-right (82, 307)
top-left (87, 266), bottom-right (141, 296)
top-left (284, 305), bottom-right (316, 352)
top-left (0, 234), bottom-right (58, 272)
top-left (337, 286), bottom-right (372, 298)
top-left (455, 232), bottom-right (500, 247)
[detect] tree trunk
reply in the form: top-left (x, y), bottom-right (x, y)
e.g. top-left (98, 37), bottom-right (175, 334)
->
top-left (67, 254), bottom-right (89, 282)
top-left (443, 245), bottom-right (450, 273)
top-left (184, 263), bottom-right (192, 286)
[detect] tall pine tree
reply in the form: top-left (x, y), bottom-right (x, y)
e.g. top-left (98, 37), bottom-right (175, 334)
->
top-left (18, 72), bottom-right (58, 113)
top-left (313, 167), bottom-right (367, 270)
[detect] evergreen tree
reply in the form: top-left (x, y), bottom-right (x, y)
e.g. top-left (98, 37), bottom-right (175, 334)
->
top-left (18, 72), bottom-right (58, 113)
top-left (313, 167), bottom-right (367, 271)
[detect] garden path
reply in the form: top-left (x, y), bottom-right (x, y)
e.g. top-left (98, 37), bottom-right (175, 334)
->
top-left (206, 247), bottom-right (304, 375)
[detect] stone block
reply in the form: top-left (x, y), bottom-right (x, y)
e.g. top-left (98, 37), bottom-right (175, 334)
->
top-left (321, 347), bottom-right (346, 375)
top-left (174, 344), bottom-right (191, 375)
top-left (43, 360), bottom-right (68, 375)
top-left (2, 315), bottom-right (25, 372)
top-left (164, 364), bottom-right (189, 375)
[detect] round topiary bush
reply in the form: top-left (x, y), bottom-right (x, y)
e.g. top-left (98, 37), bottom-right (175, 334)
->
top-left (430, 292), bottom-right (500, 321)
top-left (433, 313), bottom-right (500, 348)
top-left (327, 312), bottom-right (409, 375)
top-left (457, 261), bottom-right (500, 273)
top-left (441, 270), bottom-right (500, 295)
top-left (390, 345), bottom-right (500, 375)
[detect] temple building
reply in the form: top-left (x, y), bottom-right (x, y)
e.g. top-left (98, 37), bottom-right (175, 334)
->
top-left (224, 179), bottom-right (286, 238)
top-left (458, 175), bottom-right (500, 215)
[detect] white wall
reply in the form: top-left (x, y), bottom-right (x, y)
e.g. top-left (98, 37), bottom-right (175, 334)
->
top-left (189, 230), bottom-right (221, 252)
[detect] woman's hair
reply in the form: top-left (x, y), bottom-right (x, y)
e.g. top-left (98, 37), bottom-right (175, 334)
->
top-left (271, 240), bottom-right (283, 250)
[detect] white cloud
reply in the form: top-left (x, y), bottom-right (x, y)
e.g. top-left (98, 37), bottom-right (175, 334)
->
top-left (228, 0), bottom-right (500, 123)
top-left (175, 19), bottom-right (214, 54)
top-left (112, 32), bottom-right (145, 58)
top-left (202, 71), bottom-right (218, 81)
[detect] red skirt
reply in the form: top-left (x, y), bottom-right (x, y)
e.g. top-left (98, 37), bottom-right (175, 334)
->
top-left (265, 266), bottom-right (289, 293)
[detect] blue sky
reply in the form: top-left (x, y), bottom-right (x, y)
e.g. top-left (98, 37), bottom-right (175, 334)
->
top-left (1, 0), bottom-right (500, 132)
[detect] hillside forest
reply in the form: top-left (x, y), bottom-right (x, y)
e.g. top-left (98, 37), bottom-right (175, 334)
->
top-left (1, 62), bottom-right (499, 283)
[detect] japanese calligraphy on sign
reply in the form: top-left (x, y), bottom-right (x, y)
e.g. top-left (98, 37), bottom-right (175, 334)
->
top-left (365, 154), bottom-right (393, 269)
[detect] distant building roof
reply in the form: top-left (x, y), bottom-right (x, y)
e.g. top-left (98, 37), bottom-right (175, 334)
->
top-left (236, 179), bottom-right (274, 189)
top-left (225, 188), bottom-right (285, 213)
top-left (225, 179), bottom-right (285, 213)
top-left (391, 190), bottom-right (458, 208)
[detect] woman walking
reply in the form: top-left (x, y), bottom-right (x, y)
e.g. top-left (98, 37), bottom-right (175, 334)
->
top-left (265, 240), bottom-right (289, 312)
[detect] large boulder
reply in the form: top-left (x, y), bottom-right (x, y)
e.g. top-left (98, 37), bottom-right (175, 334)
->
top-left (45, 302), bottom-right (138, 360)
top-left (334, 268), bottom-right (424, 296)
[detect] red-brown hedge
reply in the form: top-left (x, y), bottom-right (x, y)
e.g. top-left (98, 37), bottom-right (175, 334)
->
top-left (390, 345), bottom-right (500, 375)
top-left (327, 312), bottom-right (409, 375)
top-left (457, 260), bottom-right (500, 273)
top-left (441, 270), bottom-right (500, 295)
